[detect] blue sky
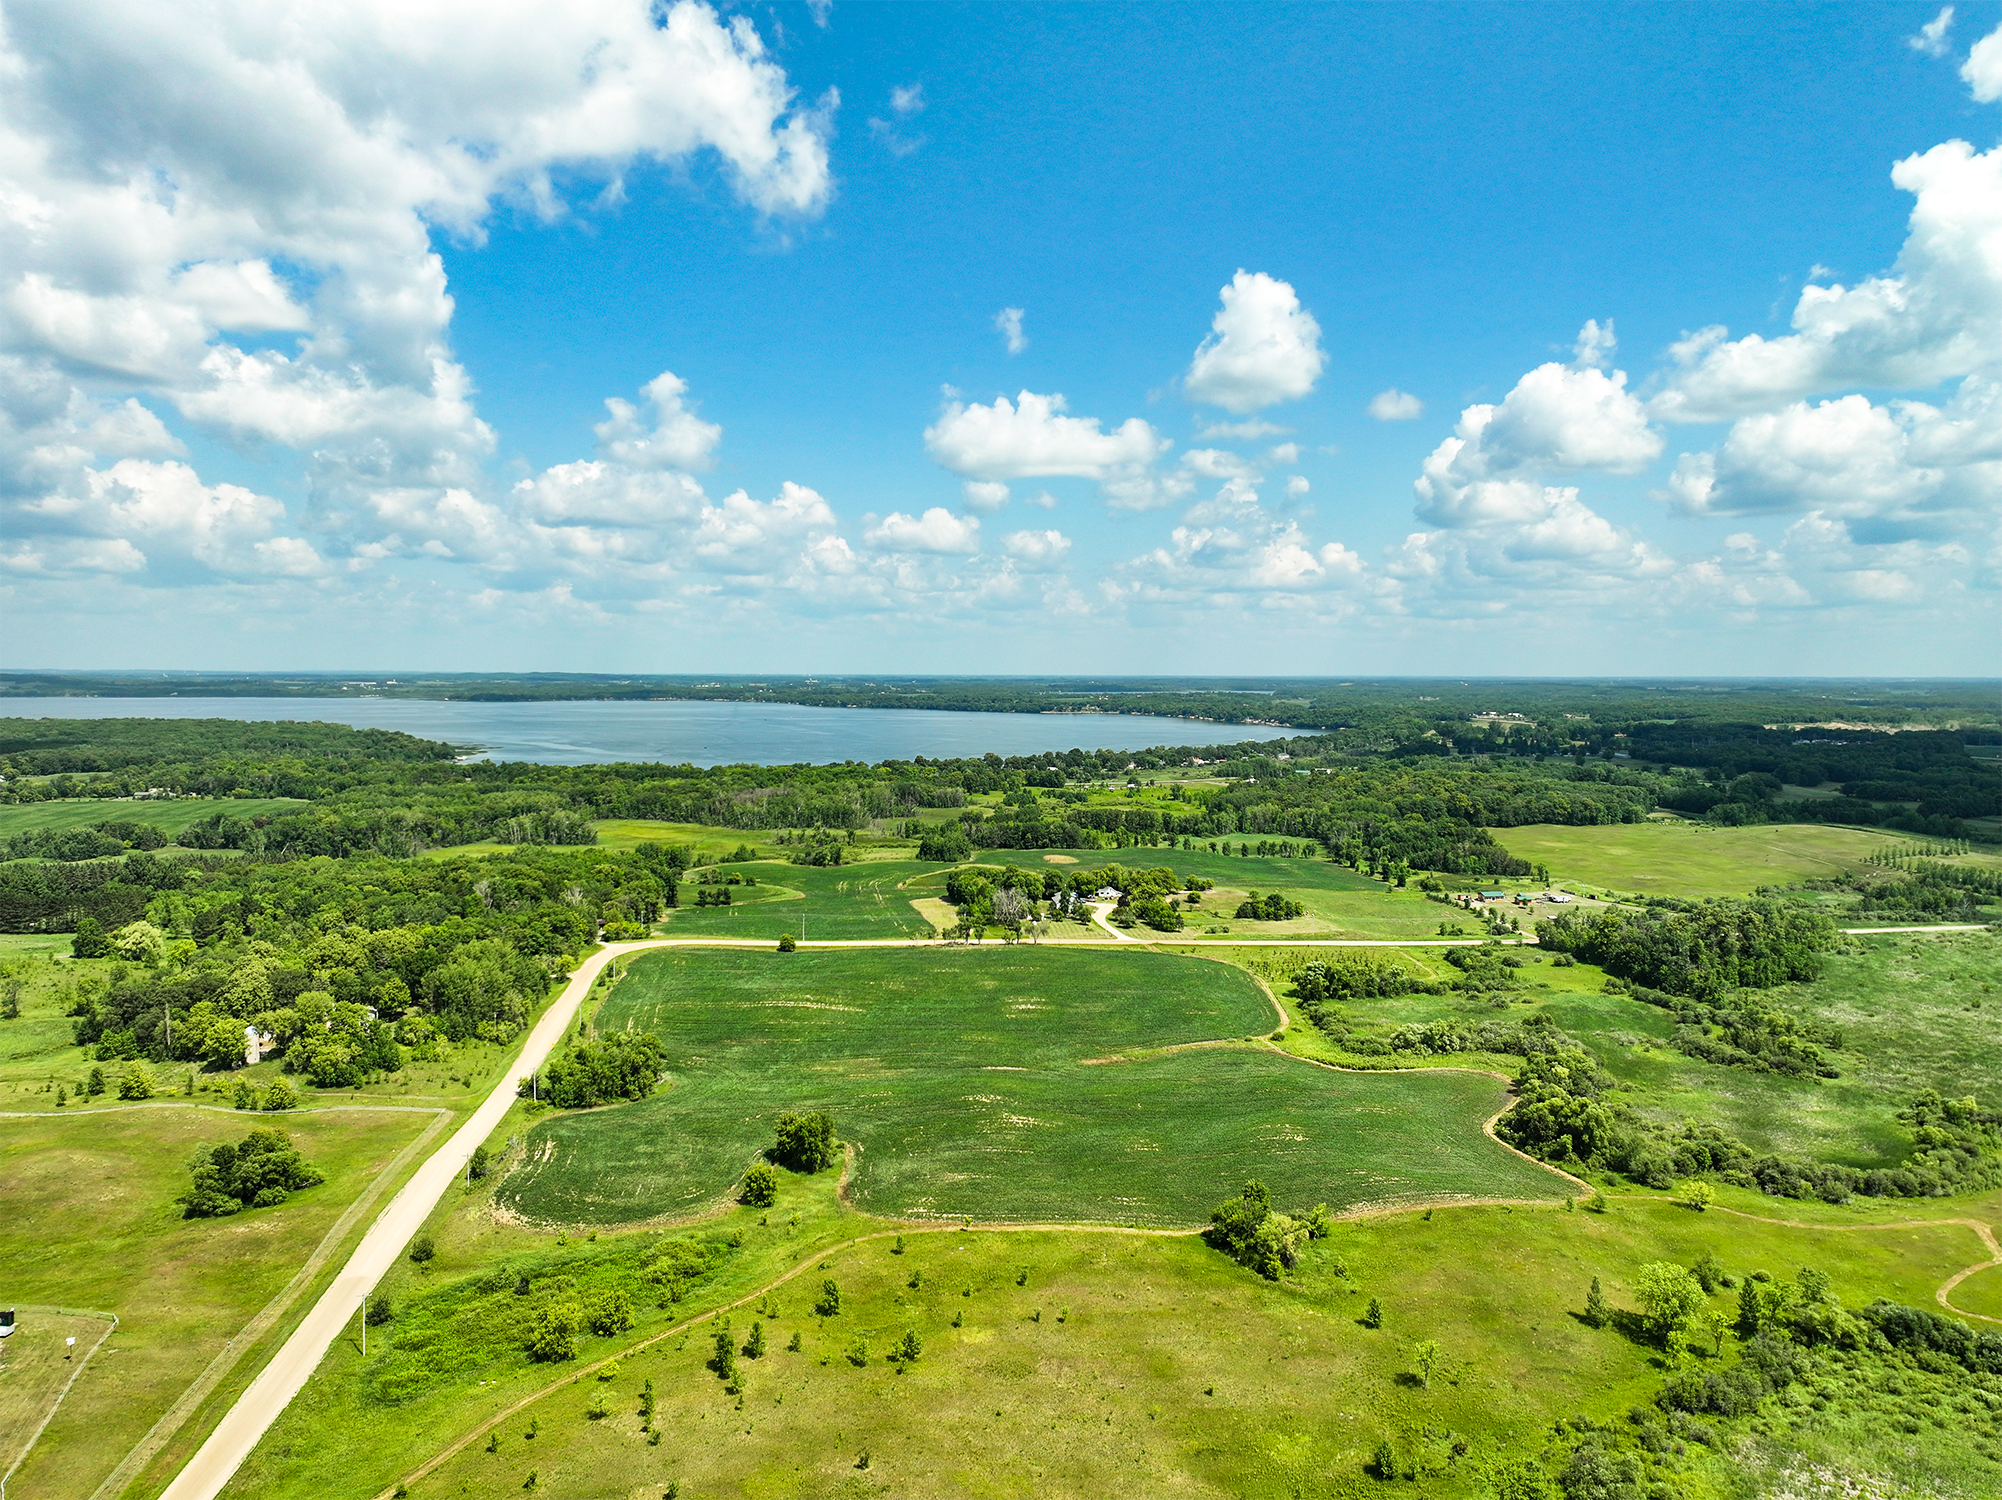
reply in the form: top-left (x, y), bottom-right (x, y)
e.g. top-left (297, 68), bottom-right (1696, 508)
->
top-left (3, 1), bottom-right (1999, 675)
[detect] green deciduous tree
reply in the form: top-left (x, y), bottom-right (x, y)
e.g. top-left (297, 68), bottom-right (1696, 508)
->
top-left (772, 1111), bottom-right (838, 1173)
top-left (1633, 1261), bottom-right (1707, 1344)
top-left (740, 1162), bottom-right (778, 1207)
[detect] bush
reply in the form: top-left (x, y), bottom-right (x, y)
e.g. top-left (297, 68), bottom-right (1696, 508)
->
top-left (260, 1078), bottom-right (297, 1111)
top-left (740, 1162), bottom-right (778, 1207)
top-left (524, 1031), bottom-right (666, 1110)
top-left (1205, 1179), bottom-right (1314, 1280)
top-left (777, 933), bottom-right (796, 952)
top-left (585, 1289), bottom-right (633, 1337)
top-left (409, 1233), bottom-right (436, 1263)
top-left (771, 1111), bottom-right (838, 1173)
top-left (526, 1304), bottom-right (579, 1362)
top-left (181, 1127), bottom-right (325, 1217)
top-left (815, 1278), bottom-right (841, 1316)
top-left (117, 1062), bottom-right (155, 1099)
top-left (366, 1292), bottom-right (393, 1326)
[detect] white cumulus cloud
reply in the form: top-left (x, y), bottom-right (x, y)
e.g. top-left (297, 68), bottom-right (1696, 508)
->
top-left (1001, 528), bottom-right (1070, 566)
top-left (593, 371), bottom-right (723, 472)
top-left (924, 390), bottom-right (1166, 480)
top-left (1368, 388), bottom-right (1424, 421)
top-left (864, 507), bottom-right (981, 553)
top-left (1185, 270), bottom-right (1325, 413)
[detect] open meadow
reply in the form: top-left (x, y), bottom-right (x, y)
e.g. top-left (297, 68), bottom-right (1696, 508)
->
top-left (497, 946), bottom-right (1566, 1227)
top-left (0, 1103), bottom-right (437, 1500)
top-left (231, 1179), bottom-right (2001, 1500)
top-left (1490, 820), bottom-right (1889, 896)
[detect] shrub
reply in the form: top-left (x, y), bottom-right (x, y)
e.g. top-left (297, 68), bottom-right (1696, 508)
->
top-left (1583, 1277), bottom-right (1608, 1329)
top-left (524, 1031), bottom-right (666, 1109)
top-left (117, 1062), bottom-right (155, 1100)
top-left (1205, 1179), bottom-right (1310, 1279)
top-left (260, 1078), bottom-right (298, 1111)
top-left (894, 1329), bottom-right (922, 1364)
top-left (1361, 1297), bottom-right (1383, 1329)
top-left (740, 1163), bottom-right (778, 1207)
top-left (815, 1279), bottom-right (841, 1316)
top-left (585, 1289), bottom-right (633, 1337)
top-left (745, 1321), bottom-right (766, 1359)
top-left (409, 1234), bottom-right (436, 1263)
top-left (181, 1127), bottom-right (325, 1217)
top-left (366, 1293), bottom-right (393, 1326)
top-left (526, 1305), bottom-right (579, 1361)
top-left (772, 1111), bottom-right (838, 1173)
top-left (777, 932), bottom-right (796, 952)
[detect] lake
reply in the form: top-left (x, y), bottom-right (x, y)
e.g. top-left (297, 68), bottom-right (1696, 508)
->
top-left (0, 696), bottom-right (1297, 767)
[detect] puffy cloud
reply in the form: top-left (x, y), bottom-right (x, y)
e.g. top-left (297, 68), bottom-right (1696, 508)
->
top-left (1185, 271), bottom-right (1325, 413)
top-left (44, 459), bottom-right (326, 579)
top-left (1654, 140), bottom-right (2002, 421)
top-left (592, 371), bottom-right (722, 472)
top-left (924, 389), bottom-right (1166, 480)
top-left (0, 0), bottom-right (833, 581)
top-left (1001, 528), bottom-right (1071, 566)
top-left (1120, 477), bottom-right (1371, 605)
top-left (1368, 388), bottom-right (1423, 421)
top-left (864, 507), bottom-right (981, 553)
top-left (1266, 442), bottom-right (1300, 465)
top-left (1415, 356), bottom-right (1660, 532)
top-left (1911, 7), bottom-right (1953, 58)
top-left (687, 482), bottom-right (841, 572)
top-left (1285, 475), bottom-right (1310, 498)
top-left (511, 462), bottom-right (708, 528)
top-left (1662, 396), bottom-right (1941, 520)
top-left (1181, 447), bottom-right (1261, 481)
top-left (1965, 19), bottom-right (2002, 98)
top-left (995, 307), bottom-right (1026, 355)
top-left (961, 480), bottom-right (1010, 513)
top-left (1572, 319), bottom-right (1616, 369)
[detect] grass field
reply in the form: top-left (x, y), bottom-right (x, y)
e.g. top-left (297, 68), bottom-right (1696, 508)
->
top-left (0, 796), bottom-right (310, 841)
top-left (1490, 820), bottom-right (1890, 896)
top-left (1231, 926), bottom-right (2002, 1168)
top-left (244, 1182), bottom-right (2000, 1500)
top-left (0, 1104), bottom-right (435, 1500)
top-left (497, 947), bottom-right (1564, 1227)
top-left (658, 859), bottom-right (937, 941)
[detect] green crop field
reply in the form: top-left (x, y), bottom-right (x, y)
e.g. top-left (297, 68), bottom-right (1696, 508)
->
top-left (0, 796), bottom-right (311, 841)
top-left (497, 947), bottom-right (1565, 1227)
top-left (0, 1104), bottom-right (435, 1500)
top-left (658, 859), bottom-right (937, 940)
top-left (1489, 820), bottom-right (1889, 897)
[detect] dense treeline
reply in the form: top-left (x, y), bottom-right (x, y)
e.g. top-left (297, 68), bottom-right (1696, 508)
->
top-left (60, 844), bottom-right (685, 1084)
top-left (1535, 900), bottom-right (1835, 1000)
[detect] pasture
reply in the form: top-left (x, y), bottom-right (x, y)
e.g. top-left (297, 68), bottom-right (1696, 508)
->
top-left (0, 796), bottom-right (310, 841)
top-left (1489, 820), bottom-right (1887, 896)
top-left (0, 1104), bottom-right (435, 1500)
top-left (497, 947), bottom-right (1565, 1227)
top-left (272, 1191), bottom-right (1997, 1500)
top-left (658, 859), bottom-right (936, 941)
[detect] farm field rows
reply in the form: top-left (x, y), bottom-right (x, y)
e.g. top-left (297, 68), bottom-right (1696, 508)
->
top-left (498, 947), bottom-right (1566, 1227)
top-left (1490, 820), bottom-right (1890, 896)
top-left (0, 796), bottom-right (311, 840)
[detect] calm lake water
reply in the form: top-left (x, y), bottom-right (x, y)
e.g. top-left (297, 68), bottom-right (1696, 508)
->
top-left (0, 696), bottom-right (1296, 767)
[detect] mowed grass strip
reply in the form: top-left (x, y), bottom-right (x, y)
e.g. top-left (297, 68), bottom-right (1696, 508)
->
top-left (499, 947), bottom-right (1564, 1226)
top-left (0, 1105), bottom-right (433, 1500)
top-left (1490, 820), bottom-right (1888, 897)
